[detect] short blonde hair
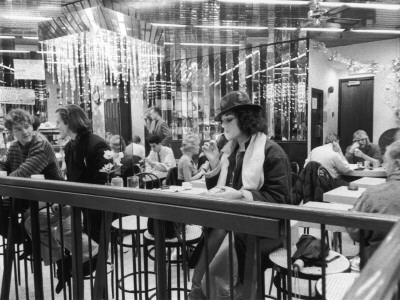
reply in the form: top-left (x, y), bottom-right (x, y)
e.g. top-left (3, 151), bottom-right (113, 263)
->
top-left (109, 135), bottom-right (126, 152)
top-left (181, 133), bottom-right (200, 155)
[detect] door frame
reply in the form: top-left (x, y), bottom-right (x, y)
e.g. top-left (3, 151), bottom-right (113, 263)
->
top-left (338, 76), bottom-right (374, 144)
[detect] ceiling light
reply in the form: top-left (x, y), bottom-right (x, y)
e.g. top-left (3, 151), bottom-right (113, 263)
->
top-left (181, 42), bottom-right (242, 47)
top-left (23, 36), bottom-right (39, 40)
top-left (321, 2), bottom-right (400, 10)
top-left (2, 16), bottom-right (52, 21)
top-left (195, 25), bottom-right (268, 30)
top-left (151, 23), bottom-right (187, 28)
top-left (300, 28), bottom-right (344, 32)
top-left (0, 50), bottom-right (30, 53)
top-left (164, 42), bottom-right (174, 45)
top-left (350, 29), bottom-right (400, 34)
top-left (274, 27), bottom-right (297, 31)
top-left (0, 36), bottom-right (15, 39)
top-left (218, 0), bottom-right (308, 5)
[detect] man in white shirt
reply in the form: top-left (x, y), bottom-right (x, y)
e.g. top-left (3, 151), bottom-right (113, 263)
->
top-left (124, 135), bottom-right (145, 158)
top-left (145, 135), bottom-right (176, 172)
top-left (304, 133), bottom-right (351, 186)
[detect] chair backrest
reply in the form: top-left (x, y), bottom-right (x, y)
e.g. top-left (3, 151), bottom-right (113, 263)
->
top-left (378, 128), bottom-right (399, 155)
top-left (291, 161), bottom-right (300, 175)
top-left (165, 167), bottom-right (181, 186)
top-left (135, 172), bottom-right (161, 189)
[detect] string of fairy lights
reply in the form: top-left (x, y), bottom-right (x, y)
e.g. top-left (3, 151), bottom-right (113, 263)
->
top-left (41, 28), bottom-right (160, 109)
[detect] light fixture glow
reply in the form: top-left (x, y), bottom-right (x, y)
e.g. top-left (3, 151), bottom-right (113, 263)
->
top-left (23, 36), bottom-right (39, 40)
top-left (180, 42), bottom-right (242, 47)
top-left (300, 28), bottom-right (345, 32)
top-left (0, 50), bottom-right (30, 53)
top-left (2, 16), bottom-right (52, 21)
top-left (218, 0), bottom-right (308, 5)
top-left (321, 2), bottom-right (400, 10)
top-left (350, 29), bottom-right (400, 34)
top-left (274, 27), bottom-right (297, 31)
top-left (195, 25), bottom-right (268, 30)
top-left (0, 36), bottom-right (15, 39)
top-left (151, 23), bottom-right (187, 28)
top-left (164, 42), bottom-right (174, 45)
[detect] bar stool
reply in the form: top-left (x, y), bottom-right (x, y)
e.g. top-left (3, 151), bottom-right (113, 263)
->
top-left (143, 224), bottom-right (202, 298)
top-left (112, 215), bottom-right (156, 297)
top-left (315, 273), bottom-right (359, 300)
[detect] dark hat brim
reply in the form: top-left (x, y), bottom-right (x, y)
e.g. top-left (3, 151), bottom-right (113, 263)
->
top-left (215, 103), bottom-right (263, 122)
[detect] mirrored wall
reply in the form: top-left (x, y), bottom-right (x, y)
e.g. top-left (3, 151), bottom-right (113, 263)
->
top-left (144, 38), bottom-right (308, 142)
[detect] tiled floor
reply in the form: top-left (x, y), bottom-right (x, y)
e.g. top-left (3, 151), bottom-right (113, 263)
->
top-left (0, 227), bottom-right (359, 299)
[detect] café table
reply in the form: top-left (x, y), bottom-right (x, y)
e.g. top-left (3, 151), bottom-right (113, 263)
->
top-left (269, 247), bottom-right (350, 299)
top-left (323, 186), bottom-right (366, 205)
top-left (349, 177), bottom-right (386, 188)
top-left (315, 273), bottom-right (359, 300)
top-left (191, 178), bottom-right (207, 189)
top-left (345, 164), bottom-right (386, 178)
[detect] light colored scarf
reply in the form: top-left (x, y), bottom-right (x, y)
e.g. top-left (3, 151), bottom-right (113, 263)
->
top-left (217, 132), bottom-right (267, 190)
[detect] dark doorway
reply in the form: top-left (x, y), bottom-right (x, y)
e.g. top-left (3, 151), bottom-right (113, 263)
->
top-left (311, 88), bottom-right (324, 150)
top-left (338, 77), bottom-right (374, 153)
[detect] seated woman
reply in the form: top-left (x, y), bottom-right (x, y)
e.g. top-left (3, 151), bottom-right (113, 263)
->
top-left (109, 135), bottom-right (142, 185)
top-left (178, 133), bottom-right (206, 184)
top-left (188, 91), bottom-right (291, 300)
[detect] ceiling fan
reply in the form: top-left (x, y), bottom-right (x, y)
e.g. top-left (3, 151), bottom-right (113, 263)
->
top-left (302, 0), bottom-right (361, 28)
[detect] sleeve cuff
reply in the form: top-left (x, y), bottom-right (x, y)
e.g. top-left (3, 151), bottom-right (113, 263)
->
top-left (205, 163), bottom-right (221, 179)
top-left (241, 190), bottom-right (253, 201)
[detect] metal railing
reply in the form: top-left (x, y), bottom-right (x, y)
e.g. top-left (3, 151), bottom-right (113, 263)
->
top-left (0, 176), bottom-right (399, 300)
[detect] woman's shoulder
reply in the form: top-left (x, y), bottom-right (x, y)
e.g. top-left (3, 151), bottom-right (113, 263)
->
top-left (178, 154), bottom-right (191, 164)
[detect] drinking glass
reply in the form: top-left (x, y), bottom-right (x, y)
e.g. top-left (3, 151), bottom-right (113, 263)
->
top-left (111, 176), bottom-right (123, 187)
top-left (127, 176), bottom-right (140, 188)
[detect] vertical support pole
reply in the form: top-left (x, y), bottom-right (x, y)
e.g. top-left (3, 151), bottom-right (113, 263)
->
top-left (30, 201), bottom-right (44, 300)
top-left (71, 207), bottom-right (84, 300)
top-left (154, 219), bottom-right (167, 300)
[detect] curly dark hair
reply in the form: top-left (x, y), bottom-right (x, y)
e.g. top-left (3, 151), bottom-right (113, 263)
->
top-left (231, 109), bottom-right (267, 135)
top-left (5, 109), bottom-right (33, 131)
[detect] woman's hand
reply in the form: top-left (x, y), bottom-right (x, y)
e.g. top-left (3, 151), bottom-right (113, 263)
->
top-left (209, 186), bottom-right (242, 200)
top-left (202, 140), bottom-right (220, 168)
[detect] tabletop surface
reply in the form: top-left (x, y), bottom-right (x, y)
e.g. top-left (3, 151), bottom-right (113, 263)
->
top-left (346, 164), bottom-right (386, 178)
top-left (323, 186), bottom-right (366, 205)
top-left (269, 248), bottom-right (350, 276)
top-left (350, 177), bottom-right (386, 188)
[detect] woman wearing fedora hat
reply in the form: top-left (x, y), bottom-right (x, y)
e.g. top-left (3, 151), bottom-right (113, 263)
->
top-left (188, 91), bottom-right (292, 300)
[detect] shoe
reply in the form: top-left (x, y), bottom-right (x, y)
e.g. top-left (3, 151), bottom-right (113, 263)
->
top-left (82, 254), bottom-right (98, 276)
top-left (55, 255), bottom-right (72, 294)
top-left (18, 241), bottom-right (33, 260)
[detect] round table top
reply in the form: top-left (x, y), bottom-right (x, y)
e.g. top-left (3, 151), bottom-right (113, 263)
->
top-left (315, 273), bottom-right (359, 300)
top-left (111, 215), bottom-right (148, 231)
top-left (269, 248), bottom-right (350, 276)
top-left (346, 166), bottom-right (386, 177)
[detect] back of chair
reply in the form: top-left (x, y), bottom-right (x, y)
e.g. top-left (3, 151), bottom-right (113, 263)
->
top-left (165, 167), bottom-right (181, 186)
top-left (135, 172), bottom-right (161, 189)
top-left (291, 161), bottom-right (300, 175)
top-left (315, 166), bottom-right (335, 201)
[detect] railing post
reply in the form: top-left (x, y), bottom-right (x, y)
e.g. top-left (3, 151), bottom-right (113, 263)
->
top-left (94, 211), bottom-right (113, 299)
top-left (71, 207), bottom-right (84, 300)
top-left (0, 200), bottom-right (16, 300)
top-left (154, 219), bottom-right (168, 300)
top-left (30, 200), bottom-right (44, 300)
top-left (242, 235), bottom-right (258, 300)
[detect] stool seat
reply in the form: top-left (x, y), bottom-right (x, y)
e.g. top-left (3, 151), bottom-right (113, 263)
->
top-left (144, 224), bottom-right (202, 246)
top-left (111, 216), bottom-right (148, 232)
top-left (315, 273), bottom-right (359, 300)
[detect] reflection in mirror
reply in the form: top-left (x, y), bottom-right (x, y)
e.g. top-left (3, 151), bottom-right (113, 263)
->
top-left (144, 38), bottom-right (308, 142)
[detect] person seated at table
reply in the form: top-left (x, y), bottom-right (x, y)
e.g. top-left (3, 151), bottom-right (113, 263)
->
top-left (347, 140), bottom-right (400, 261)
top-left (144, 134), bottom-right (176, 172)
top-left (178, 133), bottom-right (206, 183)
top-left (188, 91), bottom-right (291, 300)
top-left (345, 130), bottom-right (382, 166)
top-left (109, 135), bottom-right (142, 183)
top-left (124, 135), bottom-right (145, 159)
top-left (304, 133), bottom-right (351, 187)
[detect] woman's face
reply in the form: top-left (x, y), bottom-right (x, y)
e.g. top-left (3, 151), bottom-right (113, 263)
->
top-left (221, 113), bottom-right (244, 141)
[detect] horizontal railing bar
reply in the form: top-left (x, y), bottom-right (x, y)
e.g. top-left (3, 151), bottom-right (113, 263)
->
top-left (0, 177), bottom-right (398, 232)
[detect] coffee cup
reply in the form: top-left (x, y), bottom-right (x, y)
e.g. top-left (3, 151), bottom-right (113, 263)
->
top-left (31, 174), bottom-right (45, 180)
top-left (364, 161), bottom-right (370, 168)
top-left (0, 171), bottom-right (8, 177)
top-left (357, 162), bottom-right (363, 168)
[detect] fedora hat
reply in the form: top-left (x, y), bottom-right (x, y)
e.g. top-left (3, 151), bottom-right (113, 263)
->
top-left (215, 91), bottom-right (262, 122)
